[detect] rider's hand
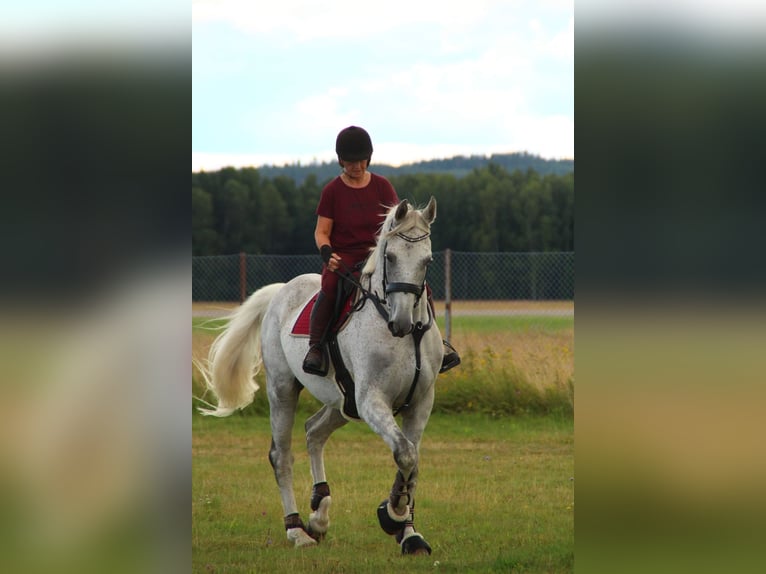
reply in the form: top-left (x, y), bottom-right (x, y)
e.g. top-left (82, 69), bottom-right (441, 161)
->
top-left (320, 244), bottom-right (340, 271)
top-left (327, 253), bottom-right (341, 271)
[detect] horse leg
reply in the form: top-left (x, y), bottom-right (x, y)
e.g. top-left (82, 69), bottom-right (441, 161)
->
top-left (394, 394), bottom-right (435, 555)
top-left (267, 374), bottom-right (316, 548)
top-left (304, 405), bottom-right (347, 540)
top-left (360, 394), bottom-right (433, 554)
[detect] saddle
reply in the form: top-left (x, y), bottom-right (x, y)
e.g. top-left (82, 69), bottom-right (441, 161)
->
top-left (290, 282), bottom-right (357, 338)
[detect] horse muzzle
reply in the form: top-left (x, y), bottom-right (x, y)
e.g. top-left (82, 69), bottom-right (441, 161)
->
top-left (388, 320), bottom-right (413, 338)
top-left (385, 281), bottom-right (423, 337)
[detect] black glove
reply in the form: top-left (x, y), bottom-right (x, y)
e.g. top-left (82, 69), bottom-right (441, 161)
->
top-left (320, 244), bottom-right (333, 265)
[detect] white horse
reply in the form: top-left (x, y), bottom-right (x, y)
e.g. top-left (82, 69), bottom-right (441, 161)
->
top-left (197, 198), bottom-right (442, 555)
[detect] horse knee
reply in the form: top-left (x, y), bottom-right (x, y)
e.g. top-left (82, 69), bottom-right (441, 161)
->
top-left (268, 438), bottom-right (293, 478)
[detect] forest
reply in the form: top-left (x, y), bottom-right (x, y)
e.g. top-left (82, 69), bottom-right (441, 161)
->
top-left (192, 154), bottom-right (574, 256)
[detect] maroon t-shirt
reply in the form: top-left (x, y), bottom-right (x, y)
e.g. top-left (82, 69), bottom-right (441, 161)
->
top-left (316, 173), bottom-right (399, 257)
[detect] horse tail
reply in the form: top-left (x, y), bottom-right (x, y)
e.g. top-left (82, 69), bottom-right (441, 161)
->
top-left (196, 282), bottom-right (286, 417)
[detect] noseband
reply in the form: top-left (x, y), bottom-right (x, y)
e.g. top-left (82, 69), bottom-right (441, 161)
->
top-left (382, 231), bottom-right (430, 304)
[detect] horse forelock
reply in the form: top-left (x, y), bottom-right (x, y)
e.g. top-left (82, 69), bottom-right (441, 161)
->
top-left (362, 202), bottom-right (431, 277)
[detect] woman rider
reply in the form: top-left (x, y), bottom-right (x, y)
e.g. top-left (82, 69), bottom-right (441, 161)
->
top-left (302, 126), bottom-right (460, 375)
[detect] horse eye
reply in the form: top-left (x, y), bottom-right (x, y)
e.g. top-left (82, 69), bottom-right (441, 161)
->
top-left (386, 253), bottom-right (397, 264)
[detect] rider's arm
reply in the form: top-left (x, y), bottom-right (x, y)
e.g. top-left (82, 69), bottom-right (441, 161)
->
top-left (314, 216), bottom-right (339, 270)
top-left (314, 215), bottom-right (333, 251)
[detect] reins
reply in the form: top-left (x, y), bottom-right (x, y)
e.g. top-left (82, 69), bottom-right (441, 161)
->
top-left (335, 259), bottom-right (389, 321)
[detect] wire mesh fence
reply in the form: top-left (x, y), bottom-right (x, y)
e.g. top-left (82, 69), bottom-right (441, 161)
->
top-left (193, 251), bottom-right (574, 302)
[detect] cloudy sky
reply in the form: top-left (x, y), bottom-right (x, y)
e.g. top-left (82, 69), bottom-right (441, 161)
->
top-left (192, 0), bottom-right (574, 170)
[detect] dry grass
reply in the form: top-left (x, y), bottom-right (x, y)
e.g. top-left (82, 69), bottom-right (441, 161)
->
top-left (451, 327), bottom-right (573, 391)
top-left (191, 299), bottom-right (576, 392)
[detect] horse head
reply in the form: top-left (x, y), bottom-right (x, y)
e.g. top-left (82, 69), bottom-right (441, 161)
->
top-left (375, 197), bottom-right (437, 337)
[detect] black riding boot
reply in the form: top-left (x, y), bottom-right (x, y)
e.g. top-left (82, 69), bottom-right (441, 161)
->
top-left (302, 291), bottom-right (335, 375)
top-left (425, 289), bottom-right (461, 373)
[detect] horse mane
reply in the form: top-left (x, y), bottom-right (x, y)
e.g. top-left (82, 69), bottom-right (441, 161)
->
top-left (361, 202), bottom-right (430, 277)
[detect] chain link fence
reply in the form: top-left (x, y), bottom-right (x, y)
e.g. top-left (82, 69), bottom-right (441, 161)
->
top-left (193, 251), bottom-right (573, 302)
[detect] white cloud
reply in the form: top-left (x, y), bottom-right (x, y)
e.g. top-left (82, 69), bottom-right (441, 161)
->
top-left (549, 17), bottom-right (574, 61)
top-left (294, 89), bottom-right (350, 124)
top-left (193, 0), bottom-right (574, 166)
top-left (192, 0), bottom-right (493, 41)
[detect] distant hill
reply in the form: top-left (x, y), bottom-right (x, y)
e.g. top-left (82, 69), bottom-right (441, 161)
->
top-left (249, 152), bottom-right (573, 185)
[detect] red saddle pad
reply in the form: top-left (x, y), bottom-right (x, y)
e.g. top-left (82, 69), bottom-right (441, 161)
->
top-left (291, 292), bottom-right (355, 336)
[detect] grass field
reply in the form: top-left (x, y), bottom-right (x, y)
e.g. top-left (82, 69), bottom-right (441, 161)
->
top-left (192, 300), bottom-right (574, 572)
top-left (193, 413), bottom-right (574, 573)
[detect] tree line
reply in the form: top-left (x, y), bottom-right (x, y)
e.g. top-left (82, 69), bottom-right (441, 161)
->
top-left (192, 162), bottom-right (574, 256)
top-left (254, 152), bottom-right (573, 185)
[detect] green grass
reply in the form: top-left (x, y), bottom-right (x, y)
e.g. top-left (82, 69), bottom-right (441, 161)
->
top-left (193, 412), bottom-right (573, 573)
top-left (436, 315), bottom-right (573, 334)
top-left (193, 315), bottom-right (574, 334)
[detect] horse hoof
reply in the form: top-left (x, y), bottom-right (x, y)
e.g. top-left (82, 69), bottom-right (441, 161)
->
top-left (377, 499), bottom-right (409, 535)
top-left (401, 534), bottom-right (432, 555)
top-left (287, 527), bottom-right (317, 548)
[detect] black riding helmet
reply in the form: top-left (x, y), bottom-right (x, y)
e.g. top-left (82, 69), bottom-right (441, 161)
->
top-left (335, 126), bottom-right (373, 163)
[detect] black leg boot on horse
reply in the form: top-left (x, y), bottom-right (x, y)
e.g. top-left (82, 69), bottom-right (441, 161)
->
top-left (425, 286), bottom-right (461, 373)
top-left (303, 291), bottom-right (335, 376)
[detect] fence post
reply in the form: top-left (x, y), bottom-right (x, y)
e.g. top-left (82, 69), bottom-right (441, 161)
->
top-left (239, 252), bottom-right (247, 303)
top-left (444, 248), bottom-right (452, 342)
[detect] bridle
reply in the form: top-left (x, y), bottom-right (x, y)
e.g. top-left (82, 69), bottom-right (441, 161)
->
top-left (337, 228), bottom-right (431, 318)
top-left (381, 230), bottom-right (431, 306)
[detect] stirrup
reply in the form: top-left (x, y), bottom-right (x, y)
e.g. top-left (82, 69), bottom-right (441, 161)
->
top-left (439, 340), bottom-right (461, 373)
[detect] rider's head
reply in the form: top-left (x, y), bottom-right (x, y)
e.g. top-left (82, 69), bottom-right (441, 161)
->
top-left (336, 126), bottom-right (373, 166)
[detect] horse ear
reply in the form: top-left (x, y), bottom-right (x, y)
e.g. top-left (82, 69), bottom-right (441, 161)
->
top-left (395, 199), bottom-right (409, 221)
top-left (422, 196), bottom-right (437, 224)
